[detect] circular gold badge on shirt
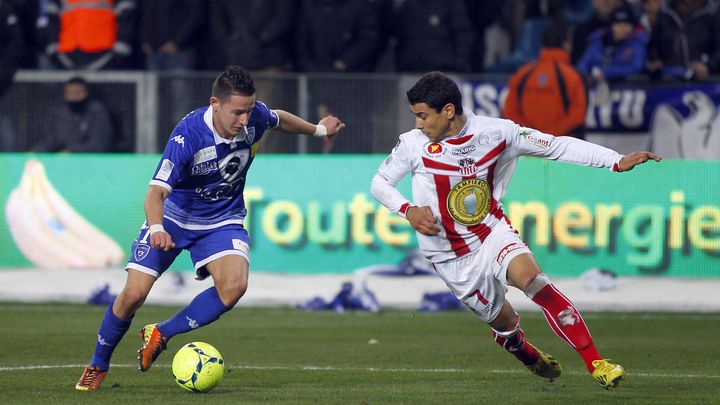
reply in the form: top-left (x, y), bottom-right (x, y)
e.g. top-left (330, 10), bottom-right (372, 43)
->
top-left (446, 179), bottom-right (491, 226)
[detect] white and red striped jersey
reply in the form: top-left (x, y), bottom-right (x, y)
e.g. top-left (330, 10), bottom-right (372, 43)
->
top-left (371, 112), bottom-right (623, 263)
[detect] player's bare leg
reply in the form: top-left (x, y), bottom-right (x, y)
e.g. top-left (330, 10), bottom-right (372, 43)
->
top-left (77, 269), bottom-right (156, 390)
top-left (507, 253), bottom-right (625, 389)
top-left (489, 300), bottom-right (561, 381)
top-left (138, 255), bottom-right (248, 371)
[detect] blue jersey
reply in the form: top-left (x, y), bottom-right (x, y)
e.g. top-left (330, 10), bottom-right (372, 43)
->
top-left (149, 102), bottom-right (279, 229)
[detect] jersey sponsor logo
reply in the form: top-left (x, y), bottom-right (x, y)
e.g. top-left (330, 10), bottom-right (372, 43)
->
top-left (191, 161), bottom-right (218, 176)
top-left (423, 142), bottom-right (445, 157)
top-left (446, 178), bottom-right (491, 226)
top-left (232, 238), bottom-right (247, 251)
top-left (194, 146), bottom-right (217, 165)
top-left (451, 145), bottom-right (476, 155)
top-left (519, 128), bottom-right (552, 149)
top-left (196, 150), bottom-right (250, 201)
top-left (155, 159), bottom-right (174, 181)
top-left (457, 157), bottom-right (477, 176)
top-left (496, 242), bottom-right (525, 264)
top-left (172, 134), bottom-right (185, 146)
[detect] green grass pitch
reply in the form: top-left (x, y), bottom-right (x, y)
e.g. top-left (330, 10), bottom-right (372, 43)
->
top-left (0, 303), bottom-right (718, 404)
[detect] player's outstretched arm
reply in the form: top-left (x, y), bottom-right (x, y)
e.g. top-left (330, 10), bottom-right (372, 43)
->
top-left (618, 151), bottom-right (662, 172)
top-left (275, 110), bottom-right (346, 139)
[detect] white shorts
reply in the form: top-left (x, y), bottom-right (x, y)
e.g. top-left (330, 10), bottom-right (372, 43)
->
top-left (432, 219), bottom-right (531, 322)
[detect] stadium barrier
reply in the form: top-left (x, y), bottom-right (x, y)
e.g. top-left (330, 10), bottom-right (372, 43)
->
top-left (1, 154), bottom-right (718, 278)
top-left (3, 71), bottom-right (720, 158)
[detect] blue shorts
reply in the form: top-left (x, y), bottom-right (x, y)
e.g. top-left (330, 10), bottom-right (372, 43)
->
top-left (126, 219), bottom-right (251, 280)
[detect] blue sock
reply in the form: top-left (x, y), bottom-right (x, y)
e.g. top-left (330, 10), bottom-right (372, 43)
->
top-left (157, 287), bottom-right (231, 339)
top-left (90, 300), bottom-right (132, 371)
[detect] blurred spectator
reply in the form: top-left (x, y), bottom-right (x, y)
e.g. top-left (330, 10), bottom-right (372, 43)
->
top-left (577, 4), bottom-right (648, 83)
top-left (296, 0), bottom-right (381, 72)
top-left (207, 0), bottom-right (295, 71)
top-left (9, 0), bottom-right (39, 68)
top-left (140, 0), bottom-right (203, 124)
top-left (572, 0), bottom-right (624, 63)
top-left (503, 21), bottom-right (588, 139)
top-left (35, 77), bottom-right (115, 153)
top-left (38, 0), bottom-right (137, 70)
top-left (394, 0), bottom-right (473, 73)
top-left (140, 0), bottom-right (202, 71)
top-left (647, 0), bottom-right (719, 80)
top-left (640, 0), bottom-right (663, 34)
top-left (464, 0), bottom-right (505, 72)
top-left (0, 0), bottom-right (22, 151)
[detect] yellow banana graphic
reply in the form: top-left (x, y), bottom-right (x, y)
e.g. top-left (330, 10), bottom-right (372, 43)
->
top-left (5, 159), bottom-right (124, 268)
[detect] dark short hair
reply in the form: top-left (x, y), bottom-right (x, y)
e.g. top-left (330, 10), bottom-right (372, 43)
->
top-left (65, 76), bottom-right (88, 87)
top-left (212, 65), bottom-right (256, 101)
top-left (406, 72), bottom-right (463, 115)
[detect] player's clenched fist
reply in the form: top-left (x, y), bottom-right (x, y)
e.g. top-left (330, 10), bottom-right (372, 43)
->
top-left (318, 115), bottom-right (346, 139)
top-left (150, 230), bottom-right (175, 251)
top-left (406, 206), bottom-right (441, 236)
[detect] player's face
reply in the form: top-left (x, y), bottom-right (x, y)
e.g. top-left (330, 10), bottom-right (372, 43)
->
top-left (211, 93), bottom-right (256, 139)
top-left (410, 103), bottom-right (452, 142)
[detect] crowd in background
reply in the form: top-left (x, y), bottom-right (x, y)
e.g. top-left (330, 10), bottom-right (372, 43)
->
top-left (1, 0), bottom-right (719, 79)
top-left (2, 0), bottom-right (720, 153)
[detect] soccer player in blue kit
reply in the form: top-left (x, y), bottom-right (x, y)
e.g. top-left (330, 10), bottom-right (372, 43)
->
top-left (76, 66), bottom-right (345, 391)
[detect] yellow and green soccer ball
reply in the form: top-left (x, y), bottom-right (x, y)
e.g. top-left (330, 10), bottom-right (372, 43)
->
top-left (171, 342), bottom-right (225, 393)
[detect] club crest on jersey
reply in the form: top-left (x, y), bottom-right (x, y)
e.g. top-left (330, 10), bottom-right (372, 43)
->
top-left (134, 243), bottom-right (150, 262)
top-left (423, 142), bottom-right (445, 157)
top-left (446, 178), bottom-right (491, 226)
top-left (457, 157), bottom-right (477, 176)
top-left (243, 127), bottom-right (256, 144)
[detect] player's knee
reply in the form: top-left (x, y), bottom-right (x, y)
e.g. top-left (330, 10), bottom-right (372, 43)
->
top-left (524, 273), bottom-right (552, 299)
top-left (217, 278), bottom-right (248, 307)
top-left (115, 288), bottom-right (148, 314)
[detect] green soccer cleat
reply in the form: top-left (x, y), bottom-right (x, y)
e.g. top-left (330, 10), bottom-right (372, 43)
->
top-left (592, 359), bottom-right (625, 389)
top-left (526, 346), bottom-right (562, 381)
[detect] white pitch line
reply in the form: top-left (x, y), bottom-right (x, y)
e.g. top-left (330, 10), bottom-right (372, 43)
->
top-left (1, 363), bottom-right (719, 380)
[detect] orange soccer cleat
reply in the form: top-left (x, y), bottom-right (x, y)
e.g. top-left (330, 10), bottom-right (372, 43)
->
top-left (137, 323), bottom-right (168, 372)
top-left (75, 365), bottom-right (107, 391)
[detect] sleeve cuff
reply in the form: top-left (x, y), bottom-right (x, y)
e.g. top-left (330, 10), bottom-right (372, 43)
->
top-left (397, 202), bottom-right (413, 219)
top-left (612, 155), bottom-right (625, 172)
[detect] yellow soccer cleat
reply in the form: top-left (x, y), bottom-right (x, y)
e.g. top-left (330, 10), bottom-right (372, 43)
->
top-left (592, 359), bottom-right (625, 389)
top-left (526, 346), bottom-right (562, 381)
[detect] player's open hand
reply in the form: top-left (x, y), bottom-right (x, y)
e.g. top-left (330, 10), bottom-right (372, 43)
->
top-left (618, 151), bottom-right (662, 172)
top-left (150, 231), bottom-right (176, 251)
top-left (318, 115), bottom-right (346, 139)
top-left (407, 206), bottom-right (441, 236)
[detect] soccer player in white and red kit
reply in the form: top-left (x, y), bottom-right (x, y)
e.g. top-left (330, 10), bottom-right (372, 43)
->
top-left (371, 72), bottom-right (661, 389)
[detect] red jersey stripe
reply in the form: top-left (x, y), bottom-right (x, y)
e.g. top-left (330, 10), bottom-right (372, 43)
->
top-left (434, 174), bottom-right (470, 257)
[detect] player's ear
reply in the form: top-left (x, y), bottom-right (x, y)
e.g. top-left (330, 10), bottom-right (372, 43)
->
top-left (210, 97), bottom-right (220, 112)
top-left (443, 103), bottom-right (456, 120)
